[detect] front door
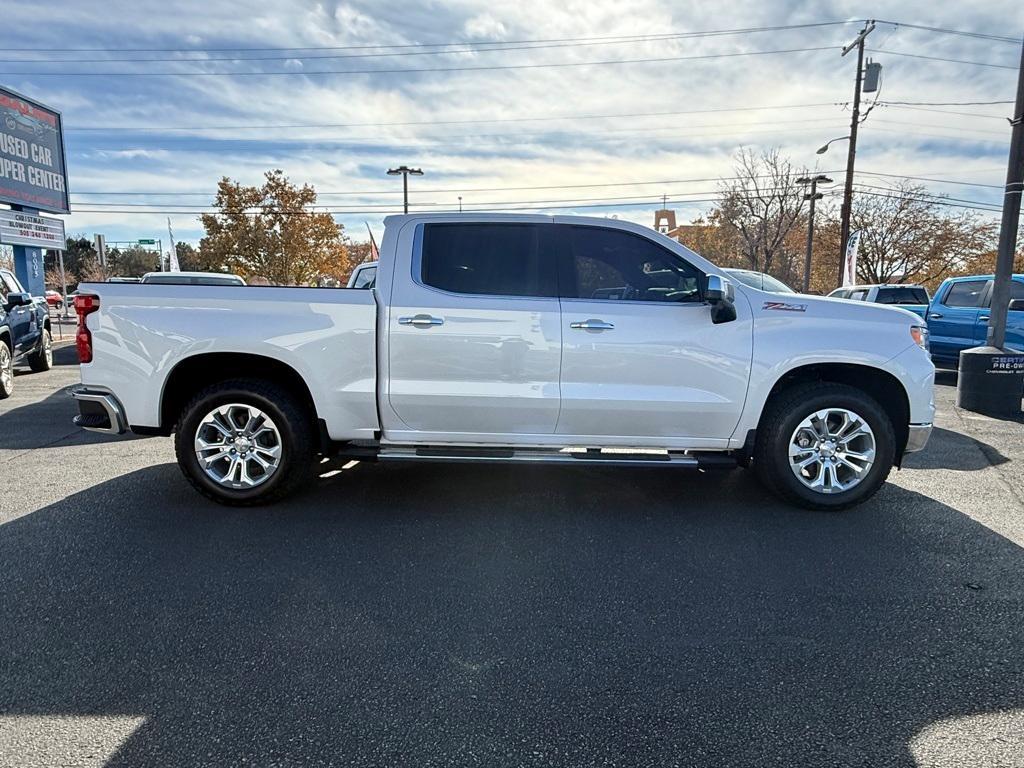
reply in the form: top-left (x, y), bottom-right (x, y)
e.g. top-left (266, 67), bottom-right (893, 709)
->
top-left (928, 278), bottom-right (989, 362)
top-left (385, 221), bottom-right (562, 442)
top-left (554, 223), bottom-right (752, 444)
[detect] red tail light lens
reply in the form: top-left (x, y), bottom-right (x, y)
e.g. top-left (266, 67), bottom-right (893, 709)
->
top-left (73, 294), bottom-right (100, 363)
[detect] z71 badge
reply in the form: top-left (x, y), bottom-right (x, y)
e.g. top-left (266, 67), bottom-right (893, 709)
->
top-left (763, 301), bottom-right (808, 312)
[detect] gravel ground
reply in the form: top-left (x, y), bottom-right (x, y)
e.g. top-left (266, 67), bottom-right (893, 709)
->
top-left (1, 347), bottom-right (1022, 767)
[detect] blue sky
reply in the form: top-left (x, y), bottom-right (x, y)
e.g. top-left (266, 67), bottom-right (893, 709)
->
top-left (0, 0), bottom-right (1020, 249)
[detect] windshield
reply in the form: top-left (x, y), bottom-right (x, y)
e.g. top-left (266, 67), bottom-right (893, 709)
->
top-left (725, 269), bottom-right (795, 293)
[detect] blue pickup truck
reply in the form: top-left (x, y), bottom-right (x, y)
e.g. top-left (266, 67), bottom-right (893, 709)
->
top-left (0, 267), bottom-right (53, 398)
top-left (926, 274), bottom-right (1024, 366)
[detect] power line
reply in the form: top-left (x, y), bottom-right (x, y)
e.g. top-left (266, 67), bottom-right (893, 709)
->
top-left (64, 101), bottom-right (840, 132)
top-left (0, 21), bottom-right (860, 53)
top-left (879, 99), bottom-right (1014, 106)
top-left (871, 20), bottom-right (1020, 45)
top-left (871, 48), bottom-right (1019, 70)
top-left (0, 45), bottom-right (837, 77)
top-left (0, 23), bottom-right (859, 64)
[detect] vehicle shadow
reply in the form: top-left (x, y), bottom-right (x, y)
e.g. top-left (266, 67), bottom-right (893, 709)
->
top-left (902, 426), bottom-right (1009, 470)
top-left (1, 347), bottom-right (143, 451)
top-left (1, 461), bottom-right (1021, 766)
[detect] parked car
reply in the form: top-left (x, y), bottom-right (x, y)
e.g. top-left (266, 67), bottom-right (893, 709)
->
top-left (723, 268), bottom-right (795, 293)
top-left (926, 274), bottom-right (1024, 366)
top-left (70, 214), bottom-right (934, 510)
top-left (140, 271), bottom-right (246, 286)
top-left (827, 284), bottom-right (931, 319)
top-left (44, 290), bottom-right (64, 308)
top-left (0, 268), bottom-right (53, 398)
top-left (347, 262), bottom-right (378, 289)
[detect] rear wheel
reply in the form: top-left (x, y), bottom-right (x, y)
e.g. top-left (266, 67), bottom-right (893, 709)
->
top-left (0, 340), bottom-right (13, 398)
top-left (27, 328), bottom-right (53, 372)
top-left (754, 383), bottom-right (896, 510)
top-left (174, 379), bottom-right (315, 505)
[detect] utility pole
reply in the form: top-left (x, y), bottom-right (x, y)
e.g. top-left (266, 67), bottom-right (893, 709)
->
top-left (797, 174), bottom-right (832, 292)
top-left (387, 166), bottom-right (424, 214)
top-left (836, 20), bottom-right (875, 288)
top-left (956, 36), bottom-right (1024, 418)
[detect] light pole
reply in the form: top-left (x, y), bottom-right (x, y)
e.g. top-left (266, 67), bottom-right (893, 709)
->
top-left (796, 174), bottom-right (833, 293)
top-left (816, 136), bottom-right (850, 156)
top-left (387, 166), bottom-right (424, 214)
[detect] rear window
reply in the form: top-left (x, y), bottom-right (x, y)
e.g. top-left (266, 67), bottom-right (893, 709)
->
top-left (876, 287), bottom-right (929, 305)
top-left (943, 280), bottom-right (987, 307)
top-left (420, 223), bottom-right (556, 297)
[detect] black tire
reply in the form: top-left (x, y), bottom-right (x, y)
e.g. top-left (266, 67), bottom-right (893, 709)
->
top-left (27, 327), bottom-right (53, 372)
top-left (754, 382), bottom-right (896, 511)
top-left (0, 338), bottom-right (13, 399)
top-left (173, 378), bottom-right (316, 506)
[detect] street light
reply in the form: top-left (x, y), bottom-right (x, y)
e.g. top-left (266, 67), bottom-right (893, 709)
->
top-left (387, 166), bottom-right (424, 214)
top-left (796, 174), bottom-right (834, 292)
top-left (816, 136), bottom-right (850, 155)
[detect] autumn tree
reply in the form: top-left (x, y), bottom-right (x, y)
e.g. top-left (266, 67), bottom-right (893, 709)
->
top-left (108, 245), bottom-right (159, 278)
top-left (200, 170), bottom-right (348, 285)
top-left (716, 148), bottom-right (807, 280)
top-left (813, 182), bottom-right (997, 291)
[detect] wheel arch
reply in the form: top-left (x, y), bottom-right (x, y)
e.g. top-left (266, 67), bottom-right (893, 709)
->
top-left (158, 352), bottom-right (318, 436)
top-left (759, 362), bottom-right (911, 461)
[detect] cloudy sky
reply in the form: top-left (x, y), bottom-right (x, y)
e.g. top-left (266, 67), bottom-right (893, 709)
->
top-left (1, 0), bottom-right (1021, 248)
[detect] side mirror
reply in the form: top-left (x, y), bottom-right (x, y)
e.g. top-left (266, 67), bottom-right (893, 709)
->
top-left (706, 275), bottom-right (737, 324)
top-left (5, 291), bottom-right (31, 308)
top-left (1009, 299), bottom-right (1024, 312)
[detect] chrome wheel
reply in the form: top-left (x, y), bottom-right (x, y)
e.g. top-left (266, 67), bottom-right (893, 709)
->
top-left (0, 344), bottom-right (12, 392)
top-left (788, 408), bottom-right (876, 495)
top-left (194, 403), bottom-right (282, 489)
top-left (43, 330), bottom-right (52, 367)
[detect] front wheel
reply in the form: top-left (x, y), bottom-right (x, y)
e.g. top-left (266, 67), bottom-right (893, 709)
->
top-left (174, 379), bottom-right (315, 506)
top-left (754, 383), bottom-right (896, 511)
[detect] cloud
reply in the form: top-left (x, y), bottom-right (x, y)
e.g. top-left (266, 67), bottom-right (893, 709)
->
top-left (0, 0), bottom-right (1016, 246)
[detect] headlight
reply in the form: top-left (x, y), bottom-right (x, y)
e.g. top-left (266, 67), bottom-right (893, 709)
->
top-left (910, 325), bottom-right (929, 351)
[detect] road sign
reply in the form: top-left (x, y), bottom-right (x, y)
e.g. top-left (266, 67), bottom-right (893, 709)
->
top-left (138, 239), bottom-right (156, 245)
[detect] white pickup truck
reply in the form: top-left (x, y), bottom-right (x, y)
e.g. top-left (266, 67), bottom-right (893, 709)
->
top-left (71, 214), bottom-right (934, 510)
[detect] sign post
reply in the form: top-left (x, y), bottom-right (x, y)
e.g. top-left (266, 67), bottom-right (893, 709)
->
top-left (0, 86), bottom-right (70, 297)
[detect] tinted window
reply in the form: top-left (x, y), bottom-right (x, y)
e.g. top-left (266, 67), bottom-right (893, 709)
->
top-left (565, 226), bottom-right (701, 302)
top-left (353, 265), bottom-right (376, 289)
top-left (1011, 281), bottom-right (1024, 302)
top-left (943, 280), bottom-right (987, 307)
top-left (421, 224), bottom-right (556, 297)
top-left (876, 287), bottom-right (929, 304)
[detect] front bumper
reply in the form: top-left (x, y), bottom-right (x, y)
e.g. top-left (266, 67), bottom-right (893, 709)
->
top-left (71, 386), bottom-right (127, 435)
top-left (905, 422), bottom-right (932, 453)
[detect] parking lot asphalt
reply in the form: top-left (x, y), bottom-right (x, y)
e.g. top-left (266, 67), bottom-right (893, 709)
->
top-left (2, 347), bottom-right (1023, 767)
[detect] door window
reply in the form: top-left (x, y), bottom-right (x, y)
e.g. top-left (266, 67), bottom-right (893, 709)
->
top-left (420, 223), bottom-right (556, 297)
top-left (563, 226), bottom-right (702, 302)
top-left (352, 265), bottom-right (377, 289)
top-left (848, 289), bottom-right (869, 302)
top-left (943, 280), bottom-right (987, 307)
top-left (1, 270), bottom-right (22, 296)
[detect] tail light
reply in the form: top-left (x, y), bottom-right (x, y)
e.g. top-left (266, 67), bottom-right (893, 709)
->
top-left (74, 294), bottom-right (100, 363)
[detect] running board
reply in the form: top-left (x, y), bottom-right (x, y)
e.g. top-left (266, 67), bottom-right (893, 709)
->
top-left (376, 446), bottom-right (735, 469)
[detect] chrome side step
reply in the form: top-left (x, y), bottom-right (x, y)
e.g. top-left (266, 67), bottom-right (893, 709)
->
top-left (378, 446), bottom-right (707, 468)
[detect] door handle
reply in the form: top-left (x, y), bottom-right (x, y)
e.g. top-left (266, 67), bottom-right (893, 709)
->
top-left (979, 316), bottom-right (989, 322)
top-left (929, 312), bottom-right (943, 319)
top-left (570, 319), bottom-right (615, 330)
top-left (398, 314), bottom-right (444, 327)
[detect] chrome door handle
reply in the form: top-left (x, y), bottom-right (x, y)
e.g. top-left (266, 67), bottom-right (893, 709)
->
top-left (929, 312), bottom-right (943, 319)
top-left (979, 316), bottom-right (989, 322)
top-left (570, 319), bottom-right (615, 330)
top-left (398, 314), bottom-right (444, 327)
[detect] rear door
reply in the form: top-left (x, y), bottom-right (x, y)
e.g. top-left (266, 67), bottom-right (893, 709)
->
top-left (928, 279), bottom-right (989, 361)
top-left (554, 223), bottom-right (752, 444)
top-left (385, 221), bottom-right (562, 440)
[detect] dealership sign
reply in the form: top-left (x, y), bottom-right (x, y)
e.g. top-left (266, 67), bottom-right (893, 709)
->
top-left (0, 87), bottom-right (70, 214)
top-left (0, 208), bottom-right (65, 250)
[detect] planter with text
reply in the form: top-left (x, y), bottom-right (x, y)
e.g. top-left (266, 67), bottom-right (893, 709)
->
top-left (956, 347), bottom-right (1024, 417)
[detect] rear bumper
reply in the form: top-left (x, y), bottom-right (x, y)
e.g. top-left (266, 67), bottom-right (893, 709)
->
top-left (905, 422), bottom-right (932, 453)
top-left (71, 386), bottom-right (127, 435)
